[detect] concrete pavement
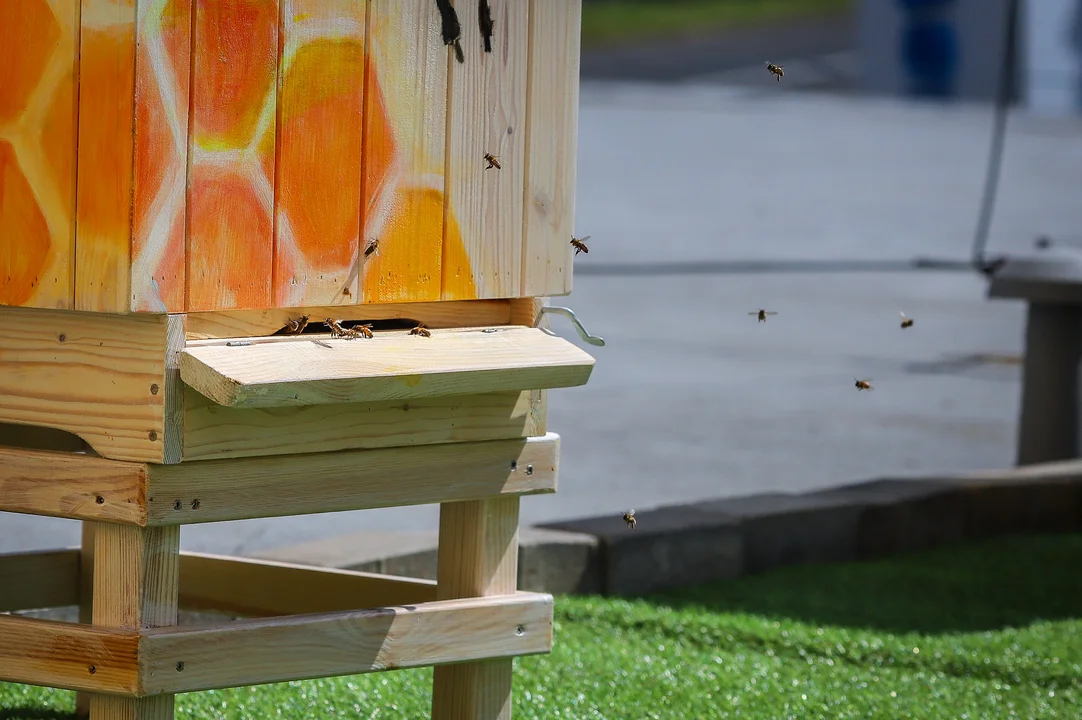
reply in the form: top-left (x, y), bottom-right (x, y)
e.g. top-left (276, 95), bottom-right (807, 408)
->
top-left (4, 78), bottom-right (1082, 557)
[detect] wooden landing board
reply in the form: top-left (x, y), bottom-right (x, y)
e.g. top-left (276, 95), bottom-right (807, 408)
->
top-left (179, 326), bottom-right (594, 407)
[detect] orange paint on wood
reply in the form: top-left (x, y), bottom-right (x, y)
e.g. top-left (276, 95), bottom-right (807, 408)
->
top-left (363, 186), bottom-right (445, 301)
top-left (187, 0), bottom-right (279, 311)
top-left (0, 1), bottom-right (60, 124)
top-left (132, 0), bottom-right (192, 312)
top-left (440, 197), bottom-right (477, 300)
top-left (75, 2), bottom-right (137, 313)
top-left (0, 141), bottom-right (51, 306)
top-left (273, 1), bottom-right (366, 308)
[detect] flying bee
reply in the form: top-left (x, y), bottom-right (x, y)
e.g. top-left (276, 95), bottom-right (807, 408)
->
top-left (622, 509), bottom-right (637, 530)
top-left (854, 378), bottom-right (873, 391)
top-left (483, 153), bottom-right (501, 170)
top-left (364, 239), bottom-right (379, 258)
top-left (284, 314), bottom-right (309, 335)
top-left (899, 311), bottom-right (914, 329)
top-left (570, 235), bottom-right (591, 255)
top-left (409, 322), bottom-right (431, 338)
top-left (749, 309), bottom-right (778, 323)
top-left (766, 62), bottom-right (784, 81)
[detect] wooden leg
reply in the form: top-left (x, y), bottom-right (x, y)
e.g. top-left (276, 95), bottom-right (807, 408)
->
top-left (1017, 302), bottom-right (1082, 465)
top-left (431, 497), bottom-right (520, 720)
top-left (75, 522), bottom-right (96, 718)
top-left (87, 523), bottom-right (180, 720)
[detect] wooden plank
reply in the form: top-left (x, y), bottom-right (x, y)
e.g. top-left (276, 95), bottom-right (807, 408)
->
top-left (89, 522), bottom-right (180, 717)
top-left (183, 299), bottom-right (512, 339)
top-left (0, 614), bottom-right (140, 695)
top-left (442, 0), bottom-right (529, 300)
top-left (77, 523), bottom-right (96, 717)
top-left (178, 326), bottom-right (594, 408)
top-left (432, 495), bottom-right (522, 719)
top-left (521, 0), bottom-right (580, 297)
top-left (0, 0), bottom-right (79, 310)
top-left (0, 447), bottom-right (148, 524)
top-left (75, 0), bottom-right (137, 313)
top-left (181, 388), bottom-right (537, 461)
top-left (131, 0), bottom-right (193, 313)
top-left (178, 552), bottom-right (437, 616)
top-left (148, 433), bottom-right (558, 525)
top-left (139, 592), bottom-right (553, 695)
top-left (0, 548), bottom-right (80, 612)
top-left (361, 0), bottom-right (448, 304)
top-left (0, 306), bottom-right (171, 462)
top-left (273, 0), bottom-right (366, 308)
top-left (510, 298), bottom-right (548, 434)
top-left (186, 0), bottom-right (280, 311)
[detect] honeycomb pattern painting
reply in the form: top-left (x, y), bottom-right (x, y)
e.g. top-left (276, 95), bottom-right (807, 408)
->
top-left (0, 0), bottom-right (78, 309)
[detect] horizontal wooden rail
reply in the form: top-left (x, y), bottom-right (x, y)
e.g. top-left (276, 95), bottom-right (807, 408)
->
top-left (139, 592), bottom-right (554, 696)
top-left (0, 548), bottom-right (81, 612)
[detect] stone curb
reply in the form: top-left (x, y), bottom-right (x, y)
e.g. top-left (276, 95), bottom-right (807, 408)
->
top-left (257, 461), bottom-right (1082, 598)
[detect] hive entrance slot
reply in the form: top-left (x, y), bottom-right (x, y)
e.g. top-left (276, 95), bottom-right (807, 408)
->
top-left (273, 318), bottom-right (424, 336)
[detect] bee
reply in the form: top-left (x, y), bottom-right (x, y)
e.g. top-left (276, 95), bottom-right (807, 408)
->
top-left (324, 318), bottom-right (372, 340)
top-left (364, 239), bottom-right (379, 258)
top-left (899, 311), bottom-right (914, 329)
top-left (409, 322), bottom-right (432, 338)
top-left (354, 323), bottom-right (374, 339)
top-left (570, 235), bottom-right (591, 255)
top-left (854, 378), bottom-right (873, 391)
top-left (622, 509), bottom-right (636, 530)
top-left (284, 315), bottom-right (309, 335)
top-left (766, 62), bottom-right (784, 82)
top-left (484, 153), bottom-right (501, 170)
top-left (749, 309), bottom-right (778, 323)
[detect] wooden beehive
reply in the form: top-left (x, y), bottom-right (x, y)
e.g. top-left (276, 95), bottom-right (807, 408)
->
top-left (0, 0), bottom-right (580, 314)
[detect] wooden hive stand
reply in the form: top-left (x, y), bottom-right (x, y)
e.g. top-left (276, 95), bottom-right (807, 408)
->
top-left (0, 0), bottom-right (590, 717)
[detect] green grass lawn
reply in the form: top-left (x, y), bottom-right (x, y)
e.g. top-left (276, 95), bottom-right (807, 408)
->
top-left (581, 0), bottom-right (855, 48)
top-left (3, 534), bottom-right (1081, 719)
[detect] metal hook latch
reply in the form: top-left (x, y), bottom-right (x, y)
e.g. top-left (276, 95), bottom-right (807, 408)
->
top-left (535, 306), bottom-right (605, 347)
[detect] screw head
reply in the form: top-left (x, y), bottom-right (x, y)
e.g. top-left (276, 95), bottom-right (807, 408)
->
top-left (176, 662), bottom-right (185, 672)
top-left (525, 464), bottom-right (534, 476)
top-left (58, 333), bottom-right (66, 343)
top-left (150, 383), bottom-right (159, 395)
top-left (173, 499), bottom-right (182, 510)
top-left (95, 495), bottom-right (105, 505)
top-left (148, 430), bottom-right (158, 442)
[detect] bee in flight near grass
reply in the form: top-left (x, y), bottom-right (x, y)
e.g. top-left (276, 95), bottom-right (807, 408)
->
top-left (364, 239), bottom-right (379, 258)
top-left (623, 509), bottom-right (637, 530)
top-left (854, 378), bottom-right (873, 391)
top-left (766, 62), bottom-right (784, 81)
top-left (750, 309), bottom-right (778, 323)
top-left (284, 315), bottom-right (309, 335)
top-left (484, 153), bottom-right (501, 170)
top-left (409, 322), bottom-right (432, 338)
top-left (899, 312), bottom-right (914, 329)
top-left (570, 235), bottom-right (591, 255)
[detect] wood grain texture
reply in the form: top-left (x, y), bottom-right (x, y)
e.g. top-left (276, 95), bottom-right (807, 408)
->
top-left (178, 326), bottom-right (594, 407)
top-left (89, 522), bottom-right (180, 718)
top-left (183, 299), bottom-right (512, 339)
top-left (181, 387), bottom-right (536, 460)
top-left (274, 0), bottom-right (366, 308)
top-left (0, 306), bottom-right (170, 462)
top-left (75, 0), bottom-right (137, 313)
top-left (362, 0), bottom-right (449, 303)
top-left (147, 433), bottom-right (558, 525)
top-left (0, 548), bottom-right (80, 612)
top-left (432, 495), bottom-right (522, 720)
top-left (509, 298), bottom-right (549, 434)
top-left (139, 592), bottom-right (553, 694)
top-left (131, 0), bottom-right (193, 313)
top-left (178, 552), bottom-right (437, 616)
top-left (77, 523), bottom-right (95, 716)
top-left (443, 0), bottom-right (529, 301)
top-left (521, 0), bottom-right (580, 297)
top-left (0, 614), bottom-right (140, 695)
top-left (0, 0), bottom-right (79, 310)
top-left (0, 446), bottom-right (148, 524)
top-left (186, 0), bottom-right (280, 311)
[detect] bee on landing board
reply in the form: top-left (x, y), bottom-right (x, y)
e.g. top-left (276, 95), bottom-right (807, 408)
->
top-left (354, 323), bottom-right (374, 339)
top-left (409, 322), bottom-right (432, 338)
top-left (749, 309), bottom-right (778, 323)
top-left (324, 319), bottom-right (372, 340)
top-left (899, 312), bottom-right (914, 329)
top-left (766, 62), bottom-right (784, 81)
top-left (284, 315), bottom-right (309, 335)
top-left (364, 239), bottom-right (379, 258)
top-left (623, 510), bottom-right (637, 530)
top-left (570, 235), bottom-right (591, 256)
top-left (484, 153), bottom-right (501, 170)
top-left (854, 379), bottom-right (873, 391)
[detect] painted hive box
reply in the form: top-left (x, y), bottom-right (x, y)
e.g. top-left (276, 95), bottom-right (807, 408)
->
top-left (0, 0), bottom-right (580, 314)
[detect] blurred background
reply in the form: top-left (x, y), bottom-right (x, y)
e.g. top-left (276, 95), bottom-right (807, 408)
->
top-left (6, 0), bottom-right (1082, 556)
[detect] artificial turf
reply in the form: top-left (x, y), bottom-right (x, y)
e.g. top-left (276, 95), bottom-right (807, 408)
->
top-left (2, 534), bottom-right (1080, 719)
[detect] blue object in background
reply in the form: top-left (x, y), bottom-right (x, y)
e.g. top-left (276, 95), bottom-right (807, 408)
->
top-left (897, 0), bottom-right (960, 97)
